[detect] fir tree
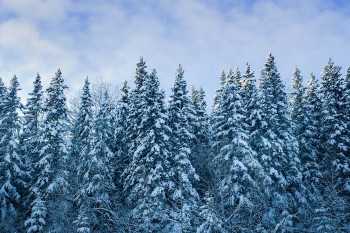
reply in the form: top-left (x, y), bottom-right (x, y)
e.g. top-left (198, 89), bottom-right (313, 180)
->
top-left (0, 76), bottom-right (27, 232)
top-left (315, 59), bottom-right (350, 230)
top-left (290, 67), bottom-right (305, 138)
top-left (0, 78), bottom-right (7, 115)
top-left (319, 59), bottom-right (349, 193)
top-left (122, 58), bottom-right (148, 195)
top-left (167, 65), bottom-right (200, 231)
top-left (233, 67), bottom-right (242, 89)
top-left (189, 86), bottom-right (211, 196)
top-left (301, 74), bottom-right (323, 189)
top-left (72, 78), bottom-right (94, 232)
top-left (257, 54), bottom-right (302, 231)
top-left (210, 69), bottom-right (264, 231)
top-left (123, 69), bottom-right (174, 232)
top-left (21, 74), bottom-right (44, 188)
top-left (77, 91), bottom-right (116, 232)
top-left (20, 74), bottom-right (45, 231)
top-left (240, 62), bottom-right (261, 136)
top-left (75, 209), bottom-right (90, 233)
top-left (36, 69), bottom-right (73, 232)
top-left (341, 67), bottom-right (350, 193)
top-left (72, 78), bottom-right (94, 170)
top-left (76, 88), bottom-right (115, 232)
top-left (114, 81), bottom-right (130, 191)
top-left (126, 57), bottom-right (148, 156)
top-left (25, 192), bottom-right (46, 233)
top-left (197, 193), bottom-right (225, 233)
top-left (213, 71), bottom-right (226, 111)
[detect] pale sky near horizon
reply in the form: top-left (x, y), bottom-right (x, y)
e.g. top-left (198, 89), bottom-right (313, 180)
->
top-left (0, 0), bottom-right (350, 108)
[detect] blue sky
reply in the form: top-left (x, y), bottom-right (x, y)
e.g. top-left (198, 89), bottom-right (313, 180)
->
top-left (0, 0), bottom-right (350, 107)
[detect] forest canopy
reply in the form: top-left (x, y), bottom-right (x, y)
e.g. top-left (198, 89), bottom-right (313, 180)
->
top-left (0, 54), bottom-right (349, 232)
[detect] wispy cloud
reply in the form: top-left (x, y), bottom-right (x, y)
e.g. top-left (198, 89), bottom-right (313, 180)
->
top-left (0, 0), bottom-right (349, 107)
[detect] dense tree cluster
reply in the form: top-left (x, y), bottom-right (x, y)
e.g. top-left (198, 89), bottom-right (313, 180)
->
top-left (0, 54), bottom-right (349, 232)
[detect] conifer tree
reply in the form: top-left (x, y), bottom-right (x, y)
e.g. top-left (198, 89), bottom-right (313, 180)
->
top-left (25, 192), bottom-right (46, 233)
top-left (290, 67), bottom-right (305, 138)
top-left (115, 81), bottom-right (130, 191)
top-left (167, 65), bottom-right (200, 231)
top-left (301, 74), bottom-right (323, 189)
top-left (20, 74), bottom-right (45, 231)
top-left (197, 192), bottom-right (224, 233)
top-left (72, 78), bottom-right (94, 169)
top-left (212, 71), bottom-right (226, 111)
top-left (0, 76), bottom-right (27, 232)
top-left (315, 59), bottom-right (350, 230)
top-left (319, 59), bottom-right (349, 192)
top-left (35, 69), bottom-right (72, 232)
top-left (75, 210), bottom-right (90, 233)
top-left (189, 86), bottom-right (211, 196)
top-left (210, 69), bottom-right (264, 231)
top-left (126, 57), bottom-right (148, 156)
top-left (123, 69), bottom-right (174, 232)
top-left (122, 58), bottom-right (148, 194)
top-left (0, 78), bottom-right (7, 115)
top-left (72, 79), bottom-right (94, 232)
top-left (240, 63), bottom-right (261, 136)
top-left (21, 74), bottom-right (44, 188)
top-left (341, 67), bottom-right (350, 193)
top-left (191, 87), bottom-right (209, 145)
top-left (233, 67), bottom-right (242, 89)
top-left (257, 54), bottom-right (302, 231)
top-left (76, 91), bottom-right (116, 232)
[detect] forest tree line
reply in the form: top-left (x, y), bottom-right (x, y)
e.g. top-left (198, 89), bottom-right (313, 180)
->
top-left (0, 54), bottom-right (349, 232)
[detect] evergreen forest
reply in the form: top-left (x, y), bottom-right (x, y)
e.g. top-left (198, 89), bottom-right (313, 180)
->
top-left (0, 54), bottom-right (349, 232)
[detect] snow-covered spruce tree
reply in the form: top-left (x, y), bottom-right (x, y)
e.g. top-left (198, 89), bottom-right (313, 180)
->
top-left (210, 68), bottom-right (264, 231)
top-left (21, 75), bottom-right (44, 178)
top-left (115, 80), bottom-right (130, 191)
top-left (72, 78), bottom-right (94, 232)
top-left (312, 183), bottom-right (349, 232)
top-left (35, 69), bottom-right (73, 232)
top-left (0, 78), bottom-right (7, 119)
top-left (299, 74), bottom-right (324, 230)
top-left (290, 67), bottom-right (305, 140)
top-left (125, 57), bottom-right (148, 158)
top-left (257, 54), bottom-right (303, 231)
top-left (190, 86), bottom-right (209, 146)
top-left (240, 63), bottom-right (262, 138)
top-left (21, 74), bottom-right (45, 232)
top-left (123, 69), bottom-right (174, 232)
top-left (24, 192), bottom-right (47, 233)
top-left (75, 209), bottom-right (90, 233)
top-left (189, 86), bottom-right (211, 196)
top-left (301, 74), bottom-right (323, 188)
top-left (315, 59), bottom-right (350, 231)
top-left (212, 71), bottom-right (227, 111)
top-left (239, 62), bottom-right (276, 229)
top-left (290, 70), bottom-right (324, 229)
top-left (197, 192), bottom-right (225, 233)
top-left (319, 59), bottom-right (349, 192)
top-left (0, 78), bottom-right (7, 154)
top-left (72, 78), bottom-right (94, 171)
top-left (0, 76), bottom-right (27, 232)
top-left (233, 67), bottom-right (242, 89)
top-left (76, 90), bottom-right (116, 232)
top-left (121, 58), bottom-right (148, 202)
top-left (167, 65), bottom-right (200, 231)
top-left (344, 68), bottom-right (350, 191)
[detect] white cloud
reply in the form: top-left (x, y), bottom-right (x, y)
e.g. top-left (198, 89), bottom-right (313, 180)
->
top-left (0, 0), bottom-right (68, 21)
top-left (0, 0), bottom-right (349, 108)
